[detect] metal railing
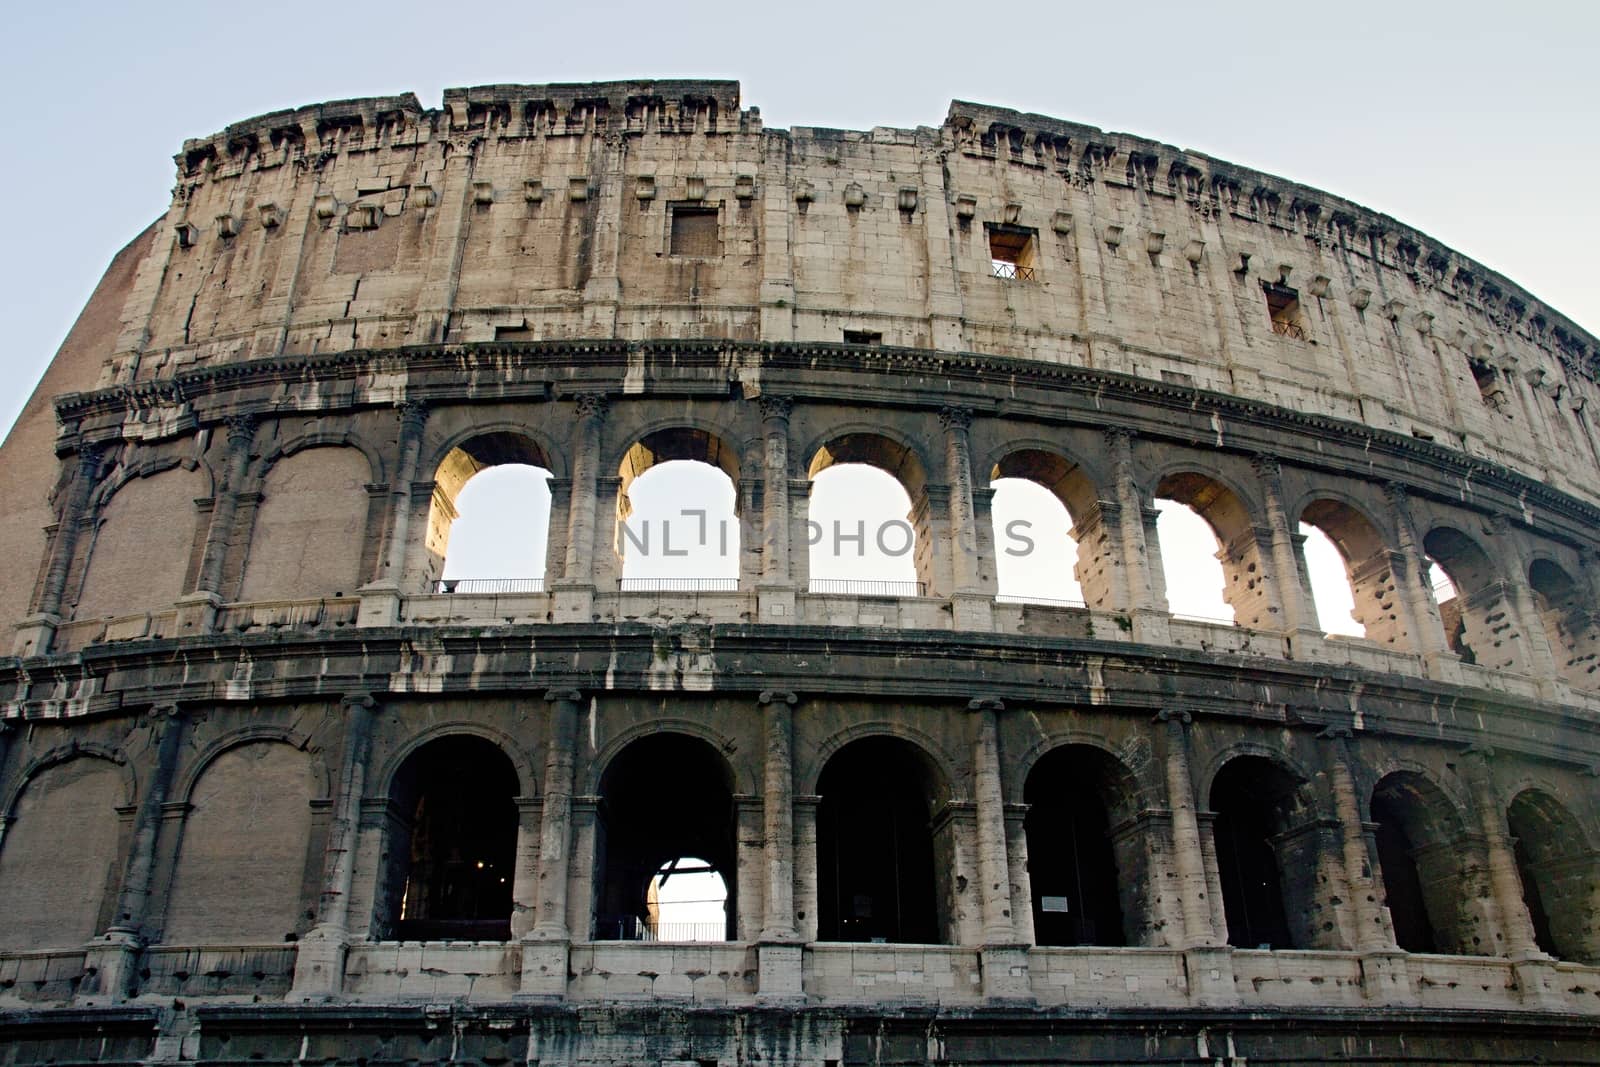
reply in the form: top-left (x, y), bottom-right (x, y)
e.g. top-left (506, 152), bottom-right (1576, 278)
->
top-left (991, 261), bottom-right (1036, 281)
top-left (1270, 319), bottom-right (1307, 340)
top-left (996, 594), bottom-right (1087, 608)
top-left (433, 577), bottom-right (546, 594)
top-left (592, 915), bottom-right (727, 942)
top-left (808, 578), bottom-right (926, 597)
top-left (1170, 610), bottom-right (1239, 625)
top-left (617, 577), bottom-right (740, 592)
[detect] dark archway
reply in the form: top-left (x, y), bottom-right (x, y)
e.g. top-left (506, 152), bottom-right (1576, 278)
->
top-left (1507, 789), bottom-right (1600, 964)
top-left (1023, 745), bottom-right (1133, 946)
top-left (1369, 772), bottom-right (1472, 954)
top-left (816, 736), bottom-right (945, 944)
top-left (593, 733), bottom-right (736, 941)
top-left (1210, 756), bottom-right (1308, 950)
top-left (381, 735), bottom-right (521, 941)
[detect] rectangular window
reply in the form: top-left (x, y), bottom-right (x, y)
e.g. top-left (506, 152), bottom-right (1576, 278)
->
top-left (842, 330), bottom-right (883, 345)
top-left (669, 205), bottom-right (720, 257)
top-left (987, 224), bottom-right (1038, 280)
top-left (1263, 282), bottom-right (1308, 340)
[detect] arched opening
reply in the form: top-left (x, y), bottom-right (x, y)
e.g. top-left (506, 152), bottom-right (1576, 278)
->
top-left (615, 429), bottom-right (741, 591)
top-left (1528, 559), bottom-right (1600, 689)
top-left (816, 736), bottom-right (946, 944)
top-left (1506, 789), bottom-right (1600, 964)
top-left (1424, 527), bottom-right (1521, 671)
top-left (1154, 472), bottom-right (1249, 624)
top-left (1298, 500), bottom-right (1396, 642)
top-left (1023, 745), bottom-right (1135, 946)
top-left (1370, 772), bottom-right (1472, 954)
top-left (645, 856), bottom-right (728, 942)
top-left (594, 733), bottom-right (736, 941)
top-left (1210, 756), bottom-right (1314, 950)
top-left (0, 758), bottom-right (123, 950)
top-left (428, 433), bottom-right (553, 593)
top-left (380, 736), bottom-right (520, 941)
top-left (808, 433), bottom-right (927, 596)
top-left (990, 450), bottom-right (1095, 607)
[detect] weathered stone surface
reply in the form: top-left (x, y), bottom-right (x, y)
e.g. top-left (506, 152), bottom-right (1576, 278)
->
top-left (0, 80), bottom-right (1596, 1063)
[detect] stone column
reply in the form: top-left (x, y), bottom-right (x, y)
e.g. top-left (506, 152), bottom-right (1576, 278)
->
top-left (1318, 727), bottom-right (1415, 1004)
top-left (291, 692), bottom-right (378, 998)
top-left (1155, 709), bottom-right (1236, 1006)
top-left (757, 397), bottom-right (797, 622)
top-left (197, 415), bottom-right (257, 591)
top-left (553, 397), bottom-right (607, 622)
top-left (970, 698), bottom-right (1029, 1000)
top-left (942, 408), bottom-right (994, 632)
top-left (1254, 455), bottom-right (1323, 658)
top-left (358, 402), bottom-right (430, 627)
top-left (83, 705), bottom-right (186, 1001)
top-left (1464, 747), bottom-right (1563, 1008)
top-left (1489, 515), bottom-right (1562, 696)
top-left (758, 690), bottom-right (803, 996)
top-left (793, 794), bottom-right (821, 944)
top-left (1108, 430), bottom-right (1168, 644)
top-left (1003, 804), bottom-right (1036, 947)
top-left (510, 796), bottom-right (543, 939)
top-left (1384, 483), bottom-right (1457, 681)
top-left (523, 688), bottom-right (581, 997)
top-left (15, 446), bottom-right (103, 656)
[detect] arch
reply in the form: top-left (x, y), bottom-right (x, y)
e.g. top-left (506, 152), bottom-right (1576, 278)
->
top-left (75, 463), bottom-right (205, 619)
top-left (1423, 525), bottom-right (1518, 669)
top-left (238, 445), bottom-right (371, 601)
top-left (1023, 743), bottom-right (1141, 946)
top-left (3, 743), bottom-right (132, 819)
top-left (614, 422), bottom-right (745, 500)
top-left (1527, 558), bottom-right (1600, 688)
top-left (1209, 753), bottom-right (1323, 950)
top-left (593, 731), bottom-right (738, 941)
top-left (988, 447), bottom-right (1100, 523)
top-left (615, 428), bottom-right (742, 587)
top-left (800, 720), bottom-right (958, 800)
top-left (0, 754), bottom-right (125, 950)
top-left (426, 430), bottom-right (556, 591)
top-left (259, 428), bottom-right (385, 487)
top-left (377, 734), bottom-right (522, 941)
top-left (805, 427), bottom-right (930, 499)
top-left (172, 725), bottom-right (328, 809)
top-left (375, 721), bottom-right (535, 802)
top-left (424, 421), bottom-right (567, 482)
top-left (816, 735), bottom-right (950, 944)
top-left (162, 739), bottom-right (320, 944)
top-left (583, 717), bottom-right (750, 797)
top-left (1009, 731), bottom-right (1158, 808)
top-left (1299, 498), bottom-right (1402, 644)
top-left (1154, 470), bottom-right (1268, 627)
top-left (1369, 770), bottom-right (1474, 955)
top-left (1506, 788), bottom-right (1600, 963)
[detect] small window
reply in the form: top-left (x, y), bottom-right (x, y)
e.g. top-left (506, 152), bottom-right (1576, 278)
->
top-left (987, 224), bottom-right (1037, 280)
top-left (1469, 358), bottom-right (1506, 410)
top-left (842, 330), bottom-right (882, 345)
top-left (1263, 283), bottom-right (1307, 340)
top-left (670, 205), bottom-right (720, 257)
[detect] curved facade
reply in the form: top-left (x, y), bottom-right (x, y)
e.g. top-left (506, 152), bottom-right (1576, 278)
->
top-left (0, 81), bottom-right (1598, 1063)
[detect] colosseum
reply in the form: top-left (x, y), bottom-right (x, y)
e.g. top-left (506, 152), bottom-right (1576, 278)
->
top-left (0, 78), bottom-right (1596, 1064)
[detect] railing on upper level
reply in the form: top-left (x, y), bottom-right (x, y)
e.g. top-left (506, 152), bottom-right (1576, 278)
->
top-left (617, 577), bottom-right (740, 592)
top-left (996, 594), bottom-right (1088, 609)
top-left (434, 578), bottom-right (546, 594)
top-left (808, 578), bottom-right (926, 597)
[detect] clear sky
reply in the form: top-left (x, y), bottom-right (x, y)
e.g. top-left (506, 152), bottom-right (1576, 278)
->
top-left (1, 0), bottom-right (1589, 632)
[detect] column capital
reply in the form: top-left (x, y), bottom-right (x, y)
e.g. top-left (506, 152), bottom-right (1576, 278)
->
top-left (145, 702), bottom-right (185, 725)
top-left (75, 443), bottom-right (107, 477)
top-left (757, 394), bottom-right (794, 423)
top-left (758, 689), bottom-right (797, 706)
top-left (1250, 452), bottom-right (1283, 480)
top-left (223, 412), bottom-right (259, 448)
top-left (340, 691), bottom-right (378, 712)
top-left (573, 393), bottom-right (609, 422)
top-left (938, 405), bottom-right (974, 431)
top-left (1154, 707), bottom-right (1193, 727)
top-left (396, 398), bottom-right (430, 433)
top-left (545, 688), bottom-right (583, 704)
top-left (1382, 481), bottom-right (1411, 508)
top-left (967, 697), bottom-right (1005, 713)
top-left (1316, 724), bottom-right (1355, 741)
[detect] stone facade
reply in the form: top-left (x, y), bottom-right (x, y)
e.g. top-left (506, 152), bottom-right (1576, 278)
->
top-left (0, 81), bottom-right (1597, 1064)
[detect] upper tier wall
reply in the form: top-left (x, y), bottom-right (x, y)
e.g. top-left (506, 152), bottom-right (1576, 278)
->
top-left (94, 80), bottom-right (1600, 505)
